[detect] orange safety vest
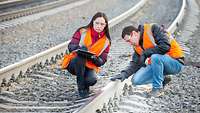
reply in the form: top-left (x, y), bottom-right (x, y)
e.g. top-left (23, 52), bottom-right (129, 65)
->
top-left (134, 24), bottom-right (184, 64)
top-left (61, 28), bottom-right (110, 72)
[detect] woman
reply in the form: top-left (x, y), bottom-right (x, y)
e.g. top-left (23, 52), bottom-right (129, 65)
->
top-left (62, 12), bottom-right (111, 97)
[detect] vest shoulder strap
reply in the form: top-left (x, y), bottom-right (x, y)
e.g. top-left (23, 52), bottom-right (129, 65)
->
top-left (79, 28), bottom-right (88, 47)
top-left (98, 37), bottom-right (110, 55)
top-left (144, 24), bottom-right (157, 46)
top-left (79, 28), bottom-right (87, 33)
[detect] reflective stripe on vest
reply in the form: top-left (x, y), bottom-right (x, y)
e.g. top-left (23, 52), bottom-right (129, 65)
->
top-left (79, 31), bottom-right (87, 47)
top-left (99, 38), bottom-right (109, 55)
top-left (61, 28), bottom-right (110, 72)
top-left (134, 24), bottom-right (184, 59)
top-left (166, 32), bottom-right (184, 59)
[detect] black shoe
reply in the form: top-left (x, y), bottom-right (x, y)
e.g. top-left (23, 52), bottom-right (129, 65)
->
top-left (78, 89), bottom-right (89, 98)
top-left (85, 86), bottom-right (89, 93)
top-left (163, 76), bottom-right (172, 87)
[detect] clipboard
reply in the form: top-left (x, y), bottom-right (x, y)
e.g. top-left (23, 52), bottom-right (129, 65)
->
top-left (76, 49), bottom-right (95, 58)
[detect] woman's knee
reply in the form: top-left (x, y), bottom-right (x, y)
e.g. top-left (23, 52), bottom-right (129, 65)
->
top-left (85, 69), bottom-right (97, 86)
top-left (86, 77), bottom-right (97, 86)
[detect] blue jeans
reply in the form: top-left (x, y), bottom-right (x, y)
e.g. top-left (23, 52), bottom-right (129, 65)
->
top-left (131, 54), bottom-right (183, 89)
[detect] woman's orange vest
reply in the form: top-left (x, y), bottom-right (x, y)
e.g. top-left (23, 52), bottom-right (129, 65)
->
top-left (61, 28), bottom-right (110, 72)
top-left (134, 24), bottom-right (184, 63)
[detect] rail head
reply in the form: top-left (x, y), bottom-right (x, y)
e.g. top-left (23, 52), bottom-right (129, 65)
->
top-left (167, 0), bottom-right (186, 33)
top-left (0, 0), bottom-right (74, 22)
top-left (0, 42), bottom-right (68, 85)
top-left (0, 0), bottom-right (24, 5)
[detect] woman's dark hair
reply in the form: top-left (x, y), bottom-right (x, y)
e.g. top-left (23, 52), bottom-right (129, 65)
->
top-left (80, 12), bottom-right (111, 43)
top-left (121, 25), bottom-right (138, 39)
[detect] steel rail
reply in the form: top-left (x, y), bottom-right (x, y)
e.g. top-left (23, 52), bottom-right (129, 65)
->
top-left (76, 0), bottom-right (186, 113)
top-left (0, 0), bottom-right (91, 30)
top-left (0, 0), bottom-right (80, 22)
top-left (0, 0), bottom-right (24, 5)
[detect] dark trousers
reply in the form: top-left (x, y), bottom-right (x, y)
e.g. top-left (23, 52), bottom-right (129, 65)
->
top-left (67, 56), bottom-right (97, 91)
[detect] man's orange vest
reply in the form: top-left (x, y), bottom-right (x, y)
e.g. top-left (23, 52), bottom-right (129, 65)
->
top-left (134, 24), bottom-right (184, 62)
top-left (61, 28), bottom-right (110, 72)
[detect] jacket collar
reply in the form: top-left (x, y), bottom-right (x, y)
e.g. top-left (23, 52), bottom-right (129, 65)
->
top-left (138, 25), bottom-right (144, 49)
top-left (90, 27), bottom-right (105, 39)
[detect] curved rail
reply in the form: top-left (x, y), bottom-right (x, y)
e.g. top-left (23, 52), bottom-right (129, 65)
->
top-left (0, 0), bottom-right (24, 5)
top-left (0, 0), bottom-right (91, 30)
top-left (75, 0), bottom-right (186, 112)
top-left (0, 0), bottom-right (80, 22)
top-left (167, 0), bottom-right (186, 32)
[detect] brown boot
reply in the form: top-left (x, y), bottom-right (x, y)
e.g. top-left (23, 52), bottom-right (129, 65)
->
top-left (147, 88), bottom-right (164, 98)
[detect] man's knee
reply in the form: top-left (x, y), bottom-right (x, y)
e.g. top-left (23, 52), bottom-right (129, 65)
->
top-left (131, 76), bottom-right (143, 85)
top-left (151, 54), bottom-right (162, 63)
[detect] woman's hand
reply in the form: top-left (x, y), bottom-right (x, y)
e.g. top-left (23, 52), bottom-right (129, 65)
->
top-left (90, 55), bottom-right (104, 67)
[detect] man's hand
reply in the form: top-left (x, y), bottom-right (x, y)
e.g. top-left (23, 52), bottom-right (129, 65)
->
top-left (110, 73), bottom-right (126, 82)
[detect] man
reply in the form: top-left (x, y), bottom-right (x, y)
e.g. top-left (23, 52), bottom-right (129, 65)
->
top-left (110, 23), bottom-right (184, 97)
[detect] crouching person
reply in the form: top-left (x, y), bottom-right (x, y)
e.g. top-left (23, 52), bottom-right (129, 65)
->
top-left (110, 23), bottom-right (184, 97)
top-left (61, 12), bottom-right (111, 98)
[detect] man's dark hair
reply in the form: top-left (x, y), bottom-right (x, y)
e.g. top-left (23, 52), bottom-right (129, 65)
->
top-left (121, 25), bottom-right (138, 39)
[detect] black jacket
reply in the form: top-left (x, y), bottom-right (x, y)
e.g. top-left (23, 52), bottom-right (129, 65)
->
top-left (121, 24), bottom-right (171, 78)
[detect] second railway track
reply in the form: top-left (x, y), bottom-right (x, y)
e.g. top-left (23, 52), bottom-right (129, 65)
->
top-left (0, 0), bottom-right (83, 22)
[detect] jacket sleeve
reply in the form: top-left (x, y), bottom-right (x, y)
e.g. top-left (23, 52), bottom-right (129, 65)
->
top-left (121, 53), bottom-right (141, 78)
top-left (142, 24), bottom-right (171, 57)
top-left (94, 45), bottom-right (110, 67)
top-left (68, 29), bottom-right (81, 52)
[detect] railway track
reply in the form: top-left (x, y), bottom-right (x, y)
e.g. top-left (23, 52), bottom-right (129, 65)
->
top-left (0, 0), bottom-right (59, 14)
top-left (0, 0), bottom-right (91, 31)
top-left (0, 0), bottom-right (84, 23)
top-left (0, 0), bottom-right (189, 112)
